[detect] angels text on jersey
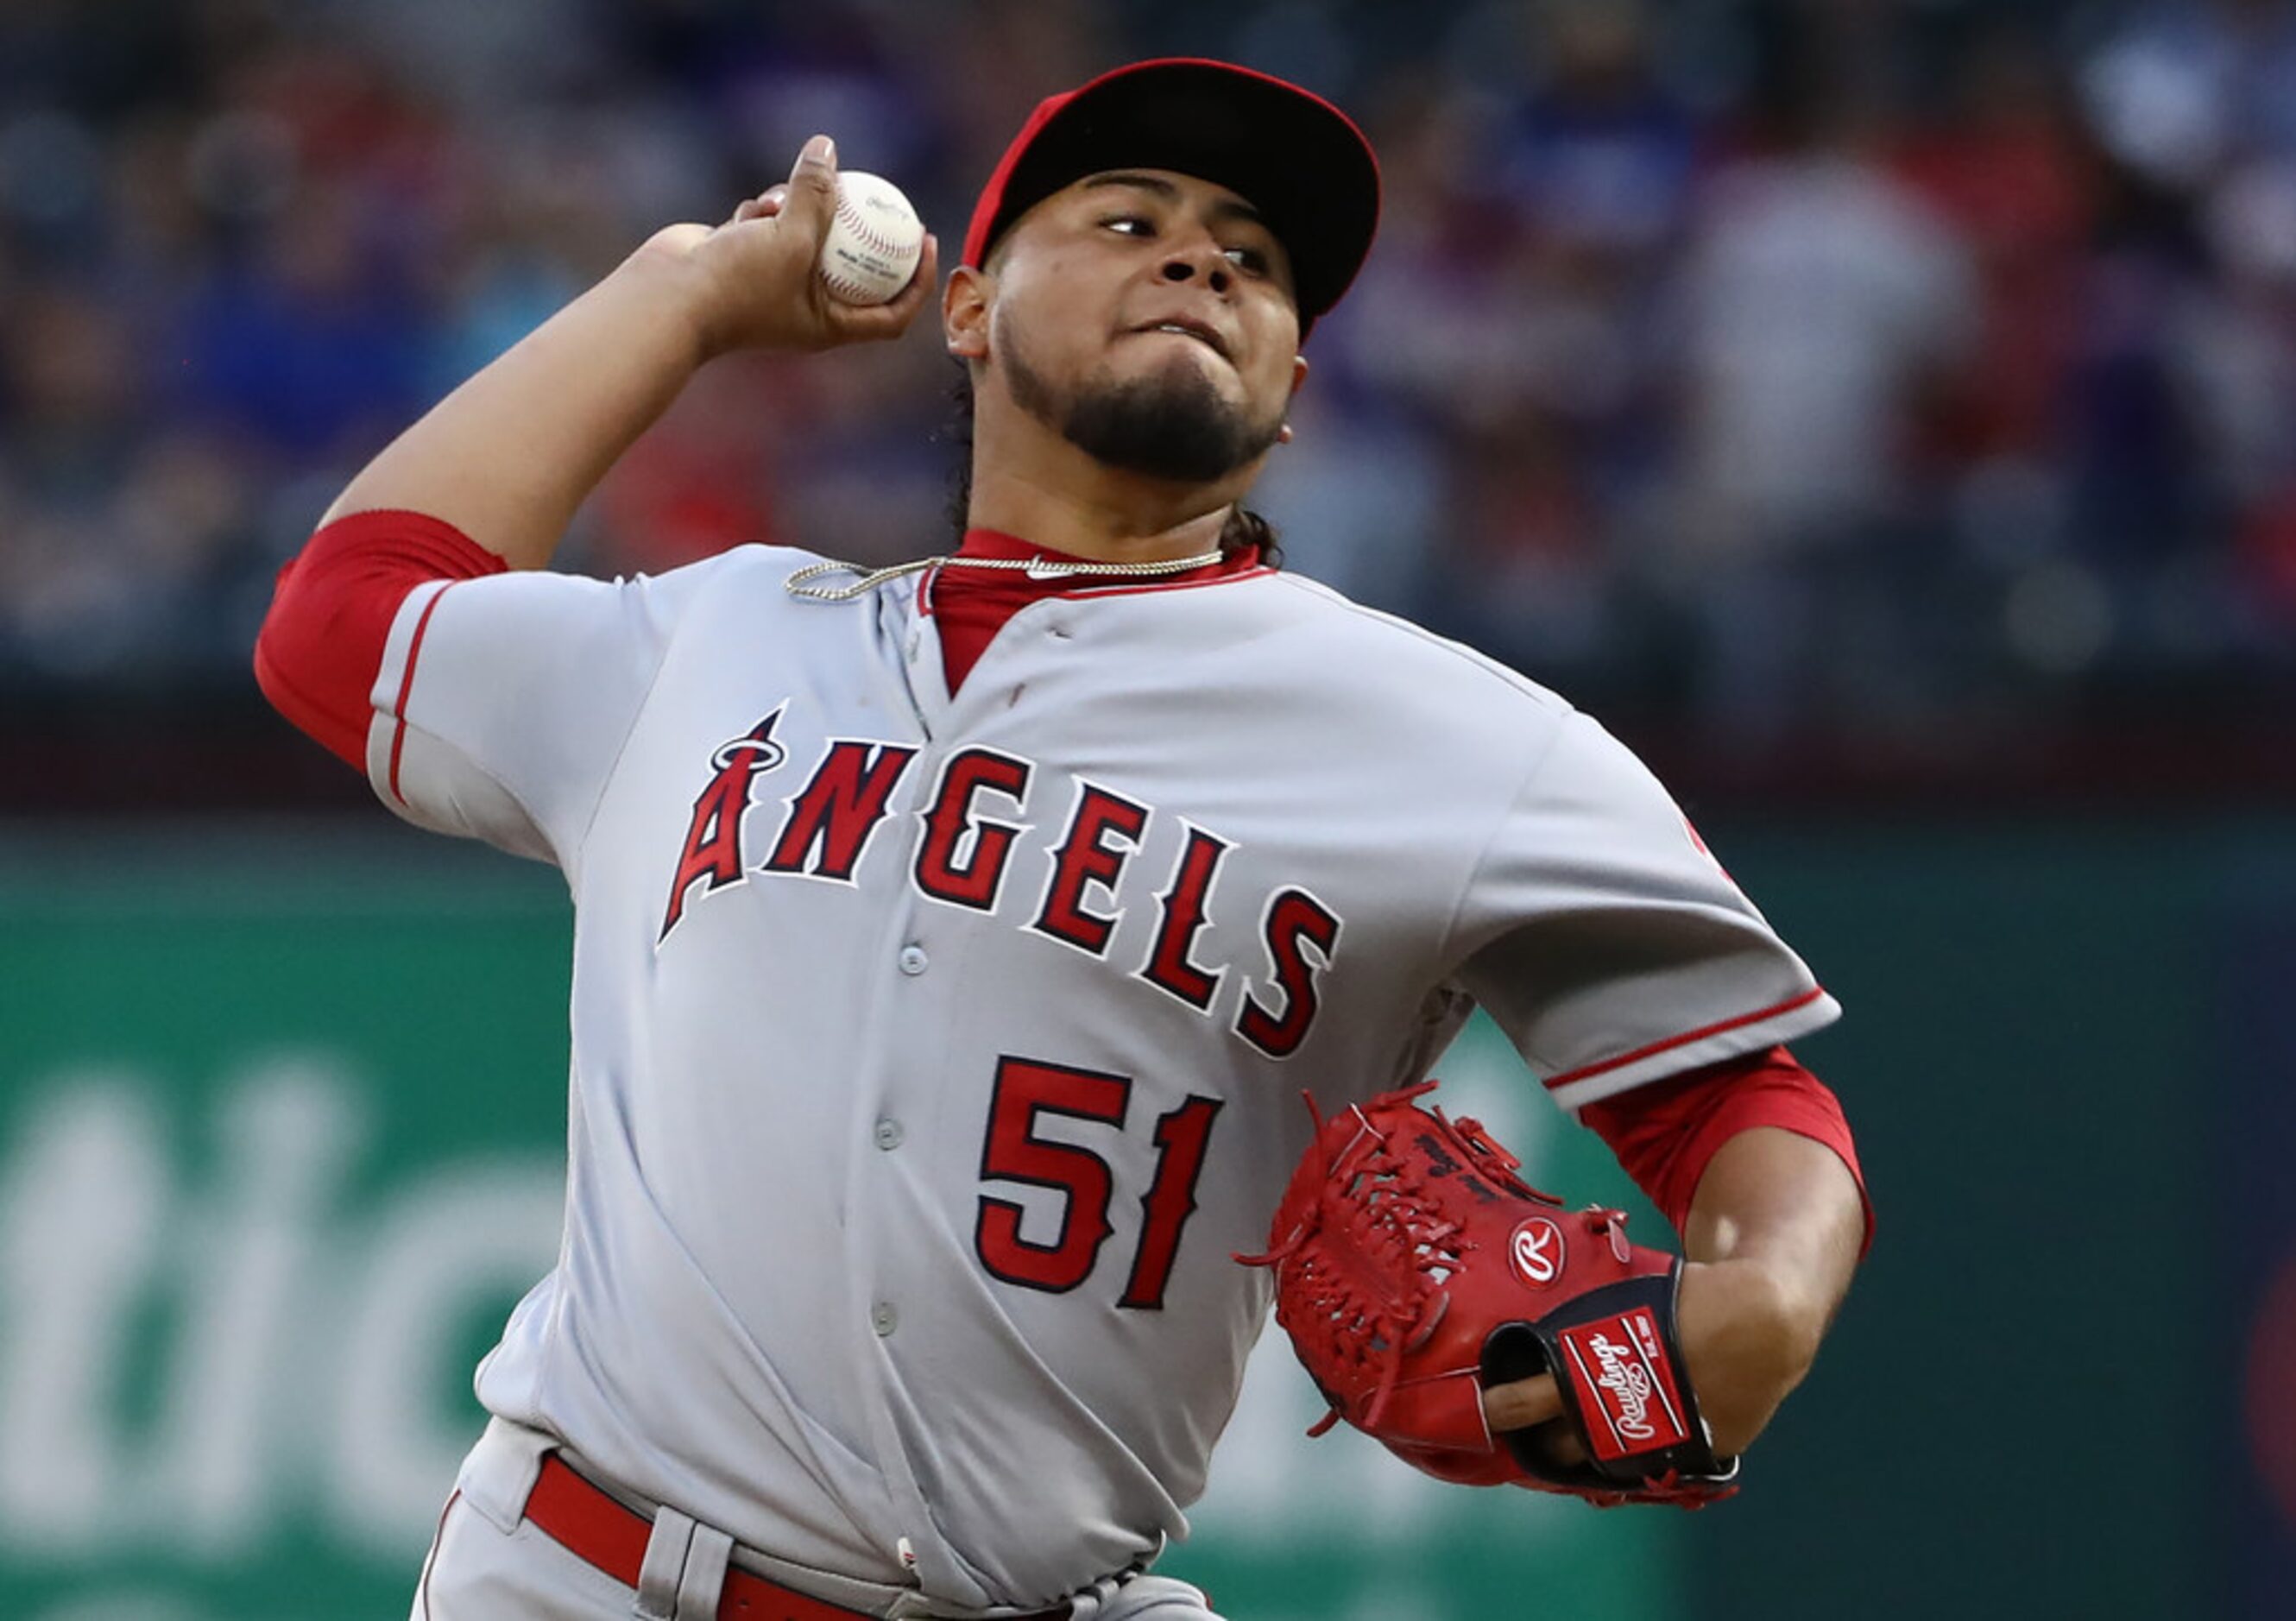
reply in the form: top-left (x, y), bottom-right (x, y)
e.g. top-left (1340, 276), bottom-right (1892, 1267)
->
top-left (656, 704), bottom-right (1342, 1059)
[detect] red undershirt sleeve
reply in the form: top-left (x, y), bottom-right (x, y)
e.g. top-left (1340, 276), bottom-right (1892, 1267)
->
top-left (253, 509), bottom-right (509, 770)
top-left (1577, 1045), bottom-right (1873, 1257)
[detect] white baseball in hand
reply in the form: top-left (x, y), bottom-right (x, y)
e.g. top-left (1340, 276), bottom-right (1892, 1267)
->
top-left (817, 171), bottom-right (924, 306)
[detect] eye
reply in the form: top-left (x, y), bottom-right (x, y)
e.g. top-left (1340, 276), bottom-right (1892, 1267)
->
top-left (1223, 243), bottom-right (1272, 276)
top-left (1102, 213), bottom-right (1157, 238)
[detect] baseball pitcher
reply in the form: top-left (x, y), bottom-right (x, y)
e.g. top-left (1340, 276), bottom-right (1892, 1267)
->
top-left (255, 58), bottom-right (1870, 1621)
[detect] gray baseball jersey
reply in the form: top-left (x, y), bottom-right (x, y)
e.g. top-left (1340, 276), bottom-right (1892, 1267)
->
top-left (365, 544), bottom-right (1838, 1611)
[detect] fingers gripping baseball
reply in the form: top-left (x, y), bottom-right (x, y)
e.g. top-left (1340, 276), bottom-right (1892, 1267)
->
top-left (659, 135), bottom-right (937, 360)
top-left (728, 186), bottom-right (787, 226)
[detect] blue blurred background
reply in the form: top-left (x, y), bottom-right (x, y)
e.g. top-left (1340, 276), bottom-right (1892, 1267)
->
top-left (0, 1), bottom-right (2291, 1617)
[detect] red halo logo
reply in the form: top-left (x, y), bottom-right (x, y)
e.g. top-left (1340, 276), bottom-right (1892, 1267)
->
top-left (1510, 1217), bottom-right (1565, 1287)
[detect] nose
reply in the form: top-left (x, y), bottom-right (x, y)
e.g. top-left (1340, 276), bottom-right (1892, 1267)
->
top-left (1158, 238), bottom-right (1232, 295)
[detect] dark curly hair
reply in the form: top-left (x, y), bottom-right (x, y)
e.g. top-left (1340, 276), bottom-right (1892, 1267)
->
top-left (941, 369), bottom-right (1283, 567)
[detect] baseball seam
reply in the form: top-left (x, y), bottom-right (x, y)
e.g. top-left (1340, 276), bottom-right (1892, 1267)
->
top-left (820, 268), bottom-right (888, 301)
top-left (822, 187), bottom-right (915, 301)
top-left (833, 192), bottom-right (906, 262)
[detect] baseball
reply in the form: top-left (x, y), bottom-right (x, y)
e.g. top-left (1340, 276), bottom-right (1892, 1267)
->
top-left (817, 171), bottom-right (924, 306)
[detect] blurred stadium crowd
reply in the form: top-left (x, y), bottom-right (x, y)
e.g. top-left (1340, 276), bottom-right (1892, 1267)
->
top-left (5, 0), bottom-right (2296, 796)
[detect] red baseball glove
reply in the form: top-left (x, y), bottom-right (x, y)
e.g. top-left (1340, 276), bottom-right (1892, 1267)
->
top-left (1238, 1081), bottom-right (1738, 1507)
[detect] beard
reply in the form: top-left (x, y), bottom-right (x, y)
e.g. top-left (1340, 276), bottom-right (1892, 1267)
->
top-left (1003, 330), bottom-right (1285, 484)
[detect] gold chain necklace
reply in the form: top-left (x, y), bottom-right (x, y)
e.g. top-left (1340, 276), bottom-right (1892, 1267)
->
top-left (784, 548), bottom-right (1225, 602)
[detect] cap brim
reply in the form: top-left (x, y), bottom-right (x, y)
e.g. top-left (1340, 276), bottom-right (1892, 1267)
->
top-left (963, 59), bottom-right (1380, 325)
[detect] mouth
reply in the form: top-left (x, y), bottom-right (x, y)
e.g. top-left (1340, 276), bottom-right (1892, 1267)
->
top-left (1128, 318), bottom-right (1232, 362)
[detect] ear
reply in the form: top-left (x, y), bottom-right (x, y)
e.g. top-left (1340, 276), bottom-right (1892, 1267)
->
top-left (944, 264), bottom-right (993, 361)
top-left (1279, 355), bottom-right (1309, 440)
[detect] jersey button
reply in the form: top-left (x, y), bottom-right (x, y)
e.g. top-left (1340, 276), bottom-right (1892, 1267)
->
top-left (874, 1117), bottom-right (904, 1150)
top-left (871, 1302), bottom-right (898, 1337)
top-left (897, 943), bottom-right (929, 975)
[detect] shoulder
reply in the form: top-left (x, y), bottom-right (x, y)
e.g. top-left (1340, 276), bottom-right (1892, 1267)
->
top-left (581, 541), bottom-right (856, 628)
top-left (413, 543), bottom-right (880, 665)
top-left (622, 541), bottom-right (809, 597)
top-left (1252, 572), bottom-right (1576, 721)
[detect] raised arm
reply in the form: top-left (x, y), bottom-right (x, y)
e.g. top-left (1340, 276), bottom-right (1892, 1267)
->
top-left (322, 135), bottom-right (938, 570)
top-left (257, 136), bottom-right (937, 771)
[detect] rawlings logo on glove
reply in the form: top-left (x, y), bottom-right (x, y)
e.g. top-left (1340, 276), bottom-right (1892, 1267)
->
top-left (1237, 1081), bottom-right (1739, 1508)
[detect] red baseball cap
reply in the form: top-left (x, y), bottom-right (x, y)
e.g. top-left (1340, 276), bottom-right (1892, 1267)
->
top-left (962, 58), bottom-right (1381, 331)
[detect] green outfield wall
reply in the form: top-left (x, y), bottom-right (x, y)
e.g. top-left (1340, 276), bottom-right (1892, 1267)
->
top-left (0, 815), bottom-right (2268, 1620)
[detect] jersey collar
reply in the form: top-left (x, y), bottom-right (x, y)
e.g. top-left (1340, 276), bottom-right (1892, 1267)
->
top-left (952, 527), bottom-right (1262, 587)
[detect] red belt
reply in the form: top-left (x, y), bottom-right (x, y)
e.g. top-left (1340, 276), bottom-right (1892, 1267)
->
top-left (520, 1453), bottom-right (1069, 1621)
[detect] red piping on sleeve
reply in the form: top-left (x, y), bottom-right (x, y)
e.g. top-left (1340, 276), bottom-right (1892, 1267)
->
top-left (385, 588), bottom-right (452, 804)
top-left (1541, 987), bottom-right (1829, 1090)
top-left (1579, 1045), bottom-right (1873, 1258)
top-left (253, 509), bottom-right (508, 770)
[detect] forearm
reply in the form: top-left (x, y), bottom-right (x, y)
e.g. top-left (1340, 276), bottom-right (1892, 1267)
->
top-left (1677, 1126), bottom-right (1865, 1442)
top-left (323, 238), bottom-right (710, 570)
top-left (1686, 1127), bottom-right (1863, 1311)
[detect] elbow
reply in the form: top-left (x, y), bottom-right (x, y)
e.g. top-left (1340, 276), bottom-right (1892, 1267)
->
top-left (252, 554), bottom-right (371, 773)
top-left (252, 509), bottom-right (505, 773)
top-left (250, 561), bottom-right (300, 715)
